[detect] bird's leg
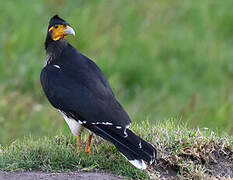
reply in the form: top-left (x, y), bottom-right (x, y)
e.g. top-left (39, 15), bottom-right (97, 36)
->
top-left (85, 133), bottom-right (93, 155)
top-left (77, 134), bottom-right (82, 151)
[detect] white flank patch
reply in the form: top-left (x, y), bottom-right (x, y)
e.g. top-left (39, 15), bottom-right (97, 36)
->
top-left (129, 159), bottom-right (147, 170)
top-left (59, 111), bottom-right (83, 135)
top-left (53, 64), bottom-right (60, 69)
top-left (116, 126), bottom-right (122, 129)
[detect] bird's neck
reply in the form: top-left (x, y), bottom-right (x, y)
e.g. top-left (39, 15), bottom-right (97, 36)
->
top-left (44, 37), bottom-right (68, 66)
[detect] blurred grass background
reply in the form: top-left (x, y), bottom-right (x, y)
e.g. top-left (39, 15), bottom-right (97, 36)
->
top-left (0, 0), bottom-right (233, 145)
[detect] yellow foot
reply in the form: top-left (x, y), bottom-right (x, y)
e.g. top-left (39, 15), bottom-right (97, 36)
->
top-left (85, 149), bottom-right (92, 155)
top-left (77, 135), bottom-right (82, 152)
top-left (85, 134), bottom-right (93, 155)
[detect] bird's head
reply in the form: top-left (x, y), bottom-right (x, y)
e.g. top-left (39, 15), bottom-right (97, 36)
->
top-left (46, 15), bottom-right (75, 42)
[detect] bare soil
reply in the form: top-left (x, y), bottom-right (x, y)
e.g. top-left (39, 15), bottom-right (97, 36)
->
top-left (206, 151), bottom-right (233, 178)
top-left (0, 171), bottom-right (123, 180)
top-left (149, 150), bottom-right (233, 179)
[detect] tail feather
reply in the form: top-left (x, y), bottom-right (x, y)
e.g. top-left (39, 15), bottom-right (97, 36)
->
top-left (83, 123), bottom-right (157, 169)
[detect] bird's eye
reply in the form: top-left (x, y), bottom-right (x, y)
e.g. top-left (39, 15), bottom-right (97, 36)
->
top-left (54, 25), bottom-right (59, 29)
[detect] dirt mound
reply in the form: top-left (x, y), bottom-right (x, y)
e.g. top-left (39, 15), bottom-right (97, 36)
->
top-left (148, 149), bottom-right (233, 179)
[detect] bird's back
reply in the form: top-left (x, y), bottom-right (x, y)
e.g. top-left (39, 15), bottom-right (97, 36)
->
top-left (40, 44), bottom-right (131, 127)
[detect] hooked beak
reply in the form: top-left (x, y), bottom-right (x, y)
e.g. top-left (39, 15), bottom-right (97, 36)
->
top-left (65, 26), bottom-right (75, 36)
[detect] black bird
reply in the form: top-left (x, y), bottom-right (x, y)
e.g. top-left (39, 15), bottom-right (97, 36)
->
top-left (40, 15), bottom-right (156, 169)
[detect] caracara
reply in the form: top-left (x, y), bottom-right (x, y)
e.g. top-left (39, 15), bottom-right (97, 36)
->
top-left (40, 15), bottom-right (156, 169)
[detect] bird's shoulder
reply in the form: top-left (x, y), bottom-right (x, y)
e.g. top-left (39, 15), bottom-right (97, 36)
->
top-left (58, 45), bottom-right (113, 96)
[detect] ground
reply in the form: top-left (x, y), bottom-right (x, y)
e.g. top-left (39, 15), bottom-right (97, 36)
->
top-left (0, 171), bottom-right (122, 180)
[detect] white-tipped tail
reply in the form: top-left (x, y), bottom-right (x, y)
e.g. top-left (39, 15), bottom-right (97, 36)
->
top-left (129, 159), bottom-right (147, 170)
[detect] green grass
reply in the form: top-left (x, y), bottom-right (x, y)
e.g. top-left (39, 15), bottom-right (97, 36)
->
top-left (0, 0), bottom-right (233, 145)
top-left (0, 135), bottom-right (147, 179)
top-left (0, 120), bottom-right (232, 179)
